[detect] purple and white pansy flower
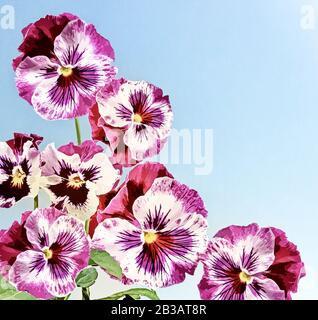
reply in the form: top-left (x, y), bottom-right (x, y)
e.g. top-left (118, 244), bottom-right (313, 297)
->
top-left (4, 208), bottom-right (90, 299)
top-left (0, 133), bottom-right (42, 208)
top-left (15, 18), bottom-right (116, 120)
top-left (41, 140), bottom-right (120, 221)
top-left (198, 224), bottom-right (304, 300)
top-left (96, 79), bottom-right (173, 162)
top-left (92, 177), bottom-right (208, 288)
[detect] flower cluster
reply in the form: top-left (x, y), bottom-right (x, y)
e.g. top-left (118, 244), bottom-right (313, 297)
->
top-left (0, 13), bottom-right (305, 300)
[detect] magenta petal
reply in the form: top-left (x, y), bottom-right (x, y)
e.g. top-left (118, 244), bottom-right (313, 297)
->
top-left (246, 277), bottom-right (285, 300)
top-left (0, 214), bottom-right (32, 277)
top-left (15, 55), bottom-right (59, 104)
top-left (170, 179), bottom-right (208, 217)
top-left (12, 12), bottom-right (78, 70)
top-left (24, 208), bottom-right (65, 249)
top-left (54, 19), bottom-right (114, 66)
top-left (265, 227), bottom-right (305, 298)
top-left (58, 140), bottom-right (103, 162)
top-left (103, 162), bottom-right (173, 221)
top-left (43, 215), bottom-right (90, 297)
top-left (6, 133), bottom-right (43, 156)
top-left (214, 223), bottom-right (260, 244)
top-left (9, 250), bottom-right (53, 299)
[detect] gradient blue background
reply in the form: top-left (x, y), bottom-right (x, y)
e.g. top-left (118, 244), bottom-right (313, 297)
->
top-left (1, 0), bottom-right (318, 299)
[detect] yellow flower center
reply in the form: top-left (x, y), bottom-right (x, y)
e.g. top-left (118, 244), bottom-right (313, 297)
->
top-left (239, 271), bottom-right (252, 284)
top-left (143, 231), bottom-right (158, 244)
top-left (133, 113), bottom-right (143, 123)
top-left (59, 66), bottom-right (73, 77)
top-left (67, 174), bottom-right (85, 189)
top-left (11, 166), bottom-right (26, 188)
top-left (43, 248), bottom-right (53, 260)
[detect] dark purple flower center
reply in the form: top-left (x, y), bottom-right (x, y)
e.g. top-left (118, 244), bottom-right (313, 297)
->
top-left (121, 89), bottom-right (165, 128)
top-left (0, 157), bottom-right (31, 202)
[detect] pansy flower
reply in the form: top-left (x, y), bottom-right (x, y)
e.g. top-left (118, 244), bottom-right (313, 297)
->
top-left (0, 208), bottom-right (90, 298)
top-left (15, 16), bottom-right (116, 120)
top-left (41, 140), bottom-right (120, 221)
top-left (198, 224), bottom-right (305, 300)
top-left (97, 162), bottom-right (175, 223)
top-left (92, 177), bottom-right (208, 288)
top-left (88, 162), bottom-right (174, 236)
top-left (89, 79), bottom-right (173, 166)
top-left (0, 133), bottom-right (42, 208)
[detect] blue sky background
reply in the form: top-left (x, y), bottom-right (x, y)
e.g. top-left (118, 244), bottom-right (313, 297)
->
top-left (1, 0), bottom-right (318, 299)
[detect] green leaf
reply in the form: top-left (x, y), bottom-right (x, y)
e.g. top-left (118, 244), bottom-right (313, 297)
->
top-left (97, 288), bottom-right (160, 301)
top-left (76, 267), bottom-right (98, 288)
top-left (90, 249), bottom-right (122, 279)
top-left (0, 276), bottom-right (35, 300)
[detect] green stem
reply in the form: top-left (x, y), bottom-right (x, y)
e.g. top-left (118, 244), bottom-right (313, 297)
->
top-left (96, 288), bottom-right (160, 301)
top-left (82, 218), bottom-right (91, 300)
top-left (33, 195), bottom-right (39, 209)
top-left (85, 218), bottom-right (90, 235)
top-left (74, 118), bottom-right (82, 145)
top-left (82, 287), bottom-right (90, 301)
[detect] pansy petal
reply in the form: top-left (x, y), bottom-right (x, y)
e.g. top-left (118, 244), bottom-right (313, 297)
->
top-left (0, 141), bottom-right (19, 163)
top-left (102, 163), bottom-right (173, 222)
top-left (235, 227), bottom-right (275, 274)
top-left (80, 152), bottom-right (120, 195)
top-left (49, 215), bottom-right (89, 261)
top-left (9, 250), bottom-right (52, 299)
top-left (265, 227), bottom-right (305, 298)
top-left (58, 140), bottom-right (103, 162)
top-left (0, 215), bottom-right (32, 278)
top-left (198, 238), bottom-right (246, 300)
top-left (50, 180), bottom-right (99, 221)
top-left (214, 224), bottom-right (276, 275)
top-left (41, 143), bottom-right (81, 177)
top-left (73, 55), bottom-right (117, 96)
top-left (15, 56), bottom-right (59, 104)
top-left (43, 255), bottom-right (80, 297)
top-left (124, 124), bottom-right (161, 161)
top-left (92, 218), bottom-right (143, 267)
top-left (12, 13), bottom-right (78, 70)
top-left (24, 208), bottom-right (65, 249)
top-left (133, 177), bottom-right (208, 229)
top-left (31, 62), bottom-right (116, 120)
top-left (97, 82), bottom-right (133, 128)
top-left (133, 215), bottom-right (207, 287)
top-left (42, 215), bottom-right (89, 297)
top-left (53, 19), bottom-right (114, 66)
top-left (31, 76), bottom-right (83, 120)
top-left (245, 277), bottom-right (285, 300)
top-left (214, 223), bottom-right (260, 244)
